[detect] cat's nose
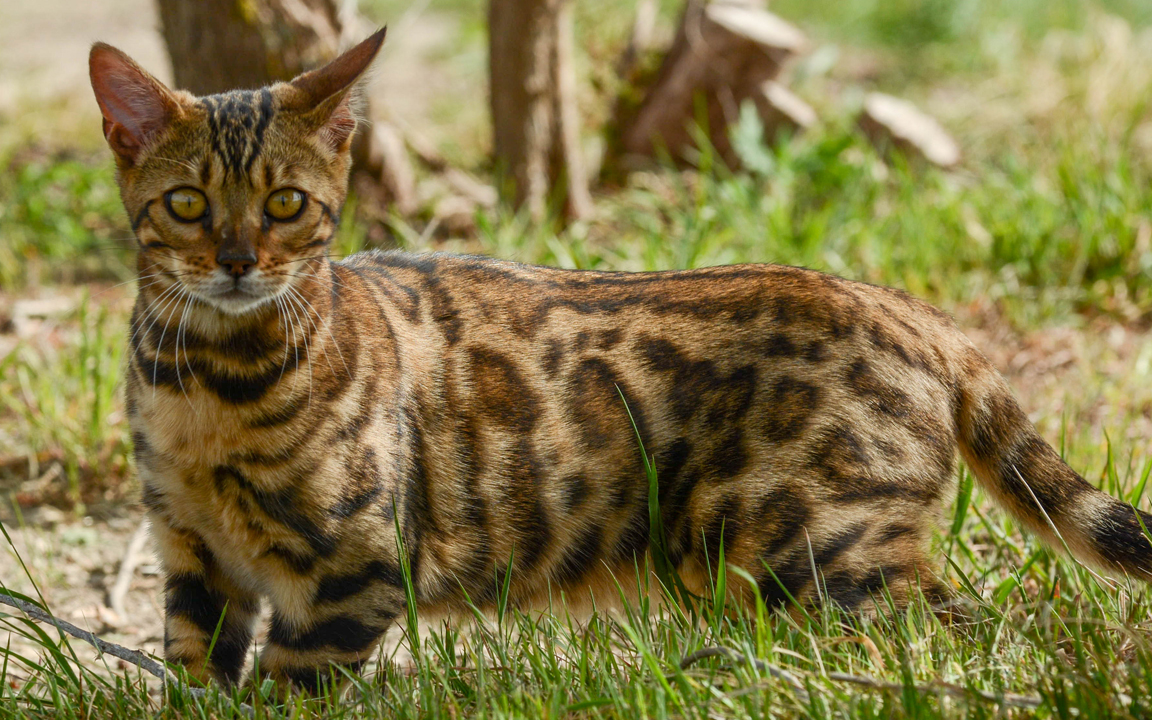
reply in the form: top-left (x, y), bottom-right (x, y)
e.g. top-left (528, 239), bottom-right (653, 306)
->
top-left (217, 249), bottom-right (258, 277)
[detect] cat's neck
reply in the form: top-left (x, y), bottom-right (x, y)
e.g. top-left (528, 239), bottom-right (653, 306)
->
top-left (130, 258), bottom-right (342, 409)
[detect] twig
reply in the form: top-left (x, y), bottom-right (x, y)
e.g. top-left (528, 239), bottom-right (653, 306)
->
top-left (680, 646), bottom-right (810, 703)
top-left (826, 672), bottom-right (1043, 710)
top-left (680, 646), bottom-right (1045, 710)
top-left (0, 591), bottom-right (253, 716)
top-left (394, 120), bottom-right (497, 207)
top-left (107, 518), bottom-right (151, 619)
top-left (0, 591), bottom-right (166, 678)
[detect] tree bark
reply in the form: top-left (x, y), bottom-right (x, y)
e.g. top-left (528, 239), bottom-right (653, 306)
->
top-left (611, 0), bottom-right (806, 169)
top-left (489, 0), bottom-right (591, 221)
top-left (156, 0), bottom-right (343, 95)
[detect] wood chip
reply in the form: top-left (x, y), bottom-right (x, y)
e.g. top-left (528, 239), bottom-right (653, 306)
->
top-left (753, 80), bottom-right (817, 137)
top-left (858, 92), bottom-right (960, 168)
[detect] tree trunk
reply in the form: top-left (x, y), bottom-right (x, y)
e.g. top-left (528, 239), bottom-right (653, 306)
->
top-left (610, 0), bottom-right (806, 170)
top-left (155, 0), bottom-right (417, 215)
top-left (156, 0), bottom-right (343, 95)
top-left (489, 0), bottom-right (591, 221)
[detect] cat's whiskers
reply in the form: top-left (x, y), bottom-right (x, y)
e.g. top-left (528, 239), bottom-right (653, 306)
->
top-left (289, 268), bottom-right (349, 291)
top-left (128, 282), bottom-right (183, 352)
top-left (271, 254), bottom-right (341, 265)
top-left (139, 249), bottom-right (190, 263)
top-left (129, 276), bottom-right (170, 296)
top-left (269, 255), bottom-right (344, 277)
top-left (282, 291), bottom-right (314, 409)
top-left (284, 285), bottom-right (337, 381)
top-left (90, 270), bottom-right (192, 301)
top-left (151, 285), bottom-right (189, 401)
top-left (281, 290), bottom-right (303, 399)
top-left (175, 288), bottom-right (201, 404)
top-left (165, 286), bottom-right (194, 410)
top-left (286, 284), bottom-right (351, 380)
top-left (273, 295), bottom-right (293, 384)
top-left (150, 155), bottom-right (201, 174)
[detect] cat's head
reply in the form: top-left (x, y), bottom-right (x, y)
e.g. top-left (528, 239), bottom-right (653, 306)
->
top-left (89, 29), bottom-right (385, 317)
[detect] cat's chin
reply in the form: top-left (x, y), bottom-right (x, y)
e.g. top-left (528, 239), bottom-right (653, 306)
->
top-left (199, 289), bottom-right (277, 318)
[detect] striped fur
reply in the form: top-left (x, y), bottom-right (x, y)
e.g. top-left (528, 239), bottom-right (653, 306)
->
top-left (91, 32), bottom-right (1152, 691)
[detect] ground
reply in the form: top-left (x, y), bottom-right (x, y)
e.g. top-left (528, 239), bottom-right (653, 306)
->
top-left (4, 0), bottom-right (1152, 717)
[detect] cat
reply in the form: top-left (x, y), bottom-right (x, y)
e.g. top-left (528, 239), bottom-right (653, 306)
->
top-left (90, 28), bottom-right (1152, 691)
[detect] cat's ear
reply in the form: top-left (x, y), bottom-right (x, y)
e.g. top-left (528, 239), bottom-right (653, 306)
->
top-left (287, 27), bottom-right (387, 152)
top-left (89, 43), bottom-right (180, 165)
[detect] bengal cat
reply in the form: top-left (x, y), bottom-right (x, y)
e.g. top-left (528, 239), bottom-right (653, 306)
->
top-left (90, 29), bottom-right (1152, 691)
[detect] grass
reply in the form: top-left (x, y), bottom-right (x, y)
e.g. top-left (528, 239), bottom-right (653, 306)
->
top-left (3, 461), bottom-right (1152, 718)
top-left (4, 0), bottom-right (1152, 716)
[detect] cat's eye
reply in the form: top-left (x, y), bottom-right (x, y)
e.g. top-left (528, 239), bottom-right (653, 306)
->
top-left (165, 187), bottom-right (208, 222)
top-left (265, 188), bottom-right (306, 221)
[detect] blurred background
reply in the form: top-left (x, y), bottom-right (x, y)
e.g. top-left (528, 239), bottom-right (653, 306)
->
top-left (2, 0), bottom-right (1152, 656)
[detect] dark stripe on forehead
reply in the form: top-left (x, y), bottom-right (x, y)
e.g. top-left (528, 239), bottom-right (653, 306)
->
top-left (201, 89), bottom-right (276, 181)
top-left (249, 89), bottom-right (274, 174)
top-left (131, 200), bottom-right (155, 233)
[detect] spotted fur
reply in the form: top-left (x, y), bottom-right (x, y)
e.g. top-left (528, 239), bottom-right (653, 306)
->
top-left (90, 30), bottom-right (1152, 691)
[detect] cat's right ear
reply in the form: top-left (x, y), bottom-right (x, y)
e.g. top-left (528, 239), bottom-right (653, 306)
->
top-left (89, 43), bottom-right (180, 165)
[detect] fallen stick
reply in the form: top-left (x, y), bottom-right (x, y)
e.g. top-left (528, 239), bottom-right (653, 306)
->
top-left (680, 646), bottom-right (810, 703)
top-left (0, 591), bottom-right (253, 716)
top-left (680, 645), bottom-right (1044, 710)
top-left (107, 518), bottom-right (151, 620)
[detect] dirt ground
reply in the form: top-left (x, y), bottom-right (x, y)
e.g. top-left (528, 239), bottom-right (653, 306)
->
top-left (0, 0), bottom-right (480, 152)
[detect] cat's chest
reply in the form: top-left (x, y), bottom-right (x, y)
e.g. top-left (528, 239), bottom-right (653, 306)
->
top-left (132, 387), bottom-right (248, 456)
top-left (133, 394), bottom-right (325, 544)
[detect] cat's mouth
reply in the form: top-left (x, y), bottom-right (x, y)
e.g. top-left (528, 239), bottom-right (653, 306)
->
top-left (194, 274), bottom-right (279, 316)
top-left (218, 287), bottom-right (254, 301)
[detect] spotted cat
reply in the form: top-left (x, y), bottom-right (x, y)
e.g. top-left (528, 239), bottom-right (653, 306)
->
top-left (90, 29), bottom-right (1152, 691)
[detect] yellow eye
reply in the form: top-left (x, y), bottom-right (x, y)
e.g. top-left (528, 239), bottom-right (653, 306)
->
top-left (165, 187), bottom-right (208, 222)
top-left (265, 188), bottom-right (306, 221)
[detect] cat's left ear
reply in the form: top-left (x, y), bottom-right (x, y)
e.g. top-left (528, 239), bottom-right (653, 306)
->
top-left (287, 27), bottom-right (387, 152)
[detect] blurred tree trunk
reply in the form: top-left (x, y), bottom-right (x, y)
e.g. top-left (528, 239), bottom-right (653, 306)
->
top-left (155, 0), bottom-right (418, 214)
top-left (489, 0), bottom-right (591, 221)
top-left (157, 0), bottom-right (343, 95)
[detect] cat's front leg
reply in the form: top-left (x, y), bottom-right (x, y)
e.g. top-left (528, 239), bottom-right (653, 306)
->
top-left (256, 604), bottom-right (396, 692)
top-left (153, 518), bottom-right (260, 686)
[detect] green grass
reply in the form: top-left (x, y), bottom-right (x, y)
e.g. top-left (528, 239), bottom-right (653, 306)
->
top-left (0, 153), bottom-right (133, 290)
top-left (0, 294), bottom-right (134, 514)
top-left (4, 0), bottom-right (1152, 716)
top-left (4, 457), bottom-right (1152, 718)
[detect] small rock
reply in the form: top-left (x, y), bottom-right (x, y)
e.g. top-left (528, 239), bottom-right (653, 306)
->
top-left (25, 505), bottom-right (67, 528)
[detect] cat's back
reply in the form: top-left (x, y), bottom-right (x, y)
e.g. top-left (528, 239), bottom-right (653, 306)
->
top-left (341, 249), bottom-right (959, 348)
top-left (335, 250), bottom-right (970, 608)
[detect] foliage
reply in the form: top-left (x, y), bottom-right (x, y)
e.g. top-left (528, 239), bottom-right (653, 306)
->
top-left (0, 153), bottom-right (132, 290)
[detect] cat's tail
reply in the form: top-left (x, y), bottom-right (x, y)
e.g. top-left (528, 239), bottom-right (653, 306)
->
top-left (955, 352), bottom-right (1152, 581)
